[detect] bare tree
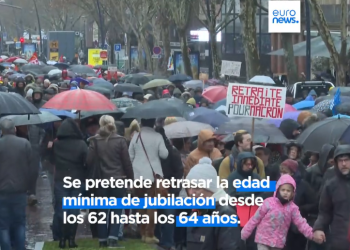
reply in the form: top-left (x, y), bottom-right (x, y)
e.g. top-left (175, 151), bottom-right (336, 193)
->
top-left (239, 0), bottom-right (260, 79)
top-left (193, 0), bottom-right (236, 78)
top-left (168, 0), bottom-right (192, 77)
top-left (309, 0), bottom-right (347, 86)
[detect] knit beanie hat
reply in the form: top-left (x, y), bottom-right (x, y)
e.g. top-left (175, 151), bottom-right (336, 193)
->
top-left (281, 159), bottom-right (298, 174)
top-left (186, 157), bottom-right (218, 193)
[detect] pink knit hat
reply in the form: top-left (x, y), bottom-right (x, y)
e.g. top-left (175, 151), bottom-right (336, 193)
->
top-left (281, 159), bottom-right (298, 173)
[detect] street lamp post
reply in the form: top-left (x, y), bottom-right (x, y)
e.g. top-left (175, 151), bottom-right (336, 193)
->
top-left (305, 0), bottom-right (311, 80)
top-left (206, 0), bottom-right (213, 78)
top-left (32, 0), bottom-right (43, 55)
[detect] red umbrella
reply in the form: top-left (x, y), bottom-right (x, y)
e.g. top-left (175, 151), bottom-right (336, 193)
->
top-left (285, 104), bottom-right (297, 112)
top-left (202, 85), bottom-right (228, 103)
top-left (42, 89), bottom-right (116, 111)
top-left (87, 64), bottom-right (94, 68)
top-left (5, 57), bottom-right (20, 63)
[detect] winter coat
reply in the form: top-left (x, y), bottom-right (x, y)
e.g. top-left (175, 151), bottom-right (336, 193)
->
top-left (32, 87), bottom-right (47, 108)
top-left (218, 145), bottom-right (266, 180)
top-left (128, 127), bottom-right (168, 181)
top-left (184, 130), bottom-right (222, 177)
top-left (241, 174), bottom-right (313, 249)
top-left (53, 118), bottom-right (88, 182)
top-left (313, 145), bottom-right (350, 250)
top-left (0, 134), bottom-right (33, 194)
top-left (187, 189), bottom-right (241, 250)
top-left (227, 152), bottom-right (261, 198)
top-left (87, 133), bottom-right (134, 180)
top-left (306, 144), bottom-right (334, 199)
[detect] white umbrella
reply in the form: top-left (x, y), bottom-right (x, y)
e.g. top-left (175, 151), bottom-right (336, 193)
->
top-left (46, 60), bottom-right (57, 65)
top-left (249, 75), bottom-right (275, 85)
top-left (48, 69), bottom-right (62, 76)
top-left (215, 105), bottom-right (226, 112)
top-left (183, 80), bottom-right (204, 89)
top-left (164, 121), bottom-right (214, 139)
top-left (13, 58), bottom-right (28, 64)
top-left (0, 55), bottom-right (8, 59)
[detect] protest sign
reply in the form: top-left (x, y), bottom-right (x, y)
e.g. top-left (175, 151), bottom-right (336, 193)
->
top-left (221, 60), bottom-right (241, 76)
top-left (226, 83), bottom-right (286, 119)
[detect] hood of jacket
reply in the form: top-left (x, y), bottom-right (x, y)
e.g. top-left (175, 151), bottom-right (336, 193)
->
top-left (274, 174), bottom-right (296, 197)
top-left (279, 119), bottom-right (300, 139)
top-left (56, 118), bottom-right (83, 140)
top-left (32, 87), bottom-right (43, 101)
top-left (236, 152), bottom-right (257, 175)
top-left (318, 144), bottom-right (335, 173)
top-left (231, 145), bottom-right (241, 158)
top-left (25, 74), bottom-right (35, 82)
top-left (197, 129), bottom-right (216, 151)
top-left (334, 145), bottom-right (350, 179)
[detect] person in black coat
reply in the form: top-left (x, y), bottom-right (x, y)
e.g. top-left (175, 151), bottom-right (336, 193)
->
top-left (279, 159), bottom-right (317, 250)
top-left (186, 157), bottom-right (241, 250)
top-left (154, 126), bottom-right (183, 249)
top-left (52, 118), bottom-right (88, 249)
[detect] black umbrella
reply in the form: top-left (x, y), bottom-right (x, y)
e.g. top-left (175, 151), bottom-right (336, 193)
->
top-left (41, 66), bottom-right (58, 74)
top-left (296, 117), bottom-right (350, 151)
top-left (0, 92), bottom-right (40, 115)
top-left (0, 64), bottom-right (6, 72)
top-left (80, 110), bottom-right (124, 120)
top-left (85, 85), bottom-right (112, 96)
top-left (20, 65), bottom-right (44, 74)
top-left (91, 78), bottom-right (114, 90)
top-left (125, 74), bottom-right (150, 85)
top-left (69, 65), bottom-right (97, 77)
top-left (114, 84), bottom-right (143, 93)
top-left (335, 103), bottom-right (350, 115)
top-left (54, 62), bottom-right (70, 70)
top-left (122, 98), bottom-right (192, 119)
top-left (216, 118), bottom-right (288, 144)
top-left (169, 74), bottom-right (192, 82)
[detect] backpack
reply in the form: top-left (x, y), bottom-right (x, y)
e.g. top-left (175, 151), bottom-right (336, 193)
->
top-left (229, 155), bottom-right (235, 172)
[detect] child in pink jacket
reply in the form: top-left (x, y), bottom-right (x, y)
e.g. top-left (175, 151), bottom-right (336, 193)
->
top-left (241, 174), bottom-right (314, 250)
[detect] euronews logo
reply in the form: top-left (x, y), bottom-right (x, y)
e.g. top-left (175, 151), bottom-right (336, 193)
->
top-left (268, 0), bottom-right (301, 33)
top-left (272, 10), bottom-right (299, 24)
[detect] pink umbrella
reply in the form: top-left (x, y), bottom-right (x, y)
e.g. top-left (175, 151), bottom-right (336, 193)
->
top-left (202, 85), bottom-right (228, 103)
top-left (285, 104), bottom-right (297, 112)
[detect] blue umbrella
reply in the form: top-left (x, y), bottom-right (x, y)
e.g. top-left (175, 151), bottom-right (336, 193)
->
top-left (40, 108), bottom-right (76, 118)
top-left (333, 114), bottom-right (350, 119)
top-left (186, 107), bottom-right (229, 128)
top-left (293, 100), bottom-right (315, 110)
top-left (213, 98), bottom-right (226, 109)
top-left (71, 77), bottom-right (90, 86)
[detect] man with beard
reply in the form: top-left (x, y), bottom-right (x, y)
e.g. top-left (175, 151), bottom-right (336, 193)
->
top-left (313, 145), bottom-right (350, 250)
top-left (31, 88), bottom-right (46, 108)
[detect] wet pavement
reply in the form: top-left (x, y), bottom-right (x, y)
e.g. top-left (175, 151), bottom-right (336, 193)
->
top-left (26, 177), bottom-right (91, 249)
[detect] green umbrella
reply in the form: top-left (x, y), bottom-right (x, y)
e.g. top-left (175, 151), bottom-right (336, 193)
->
top-left (0, 111), bottom-right (61, 126)
top-left (143, 79), bottom-right (174, 90)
